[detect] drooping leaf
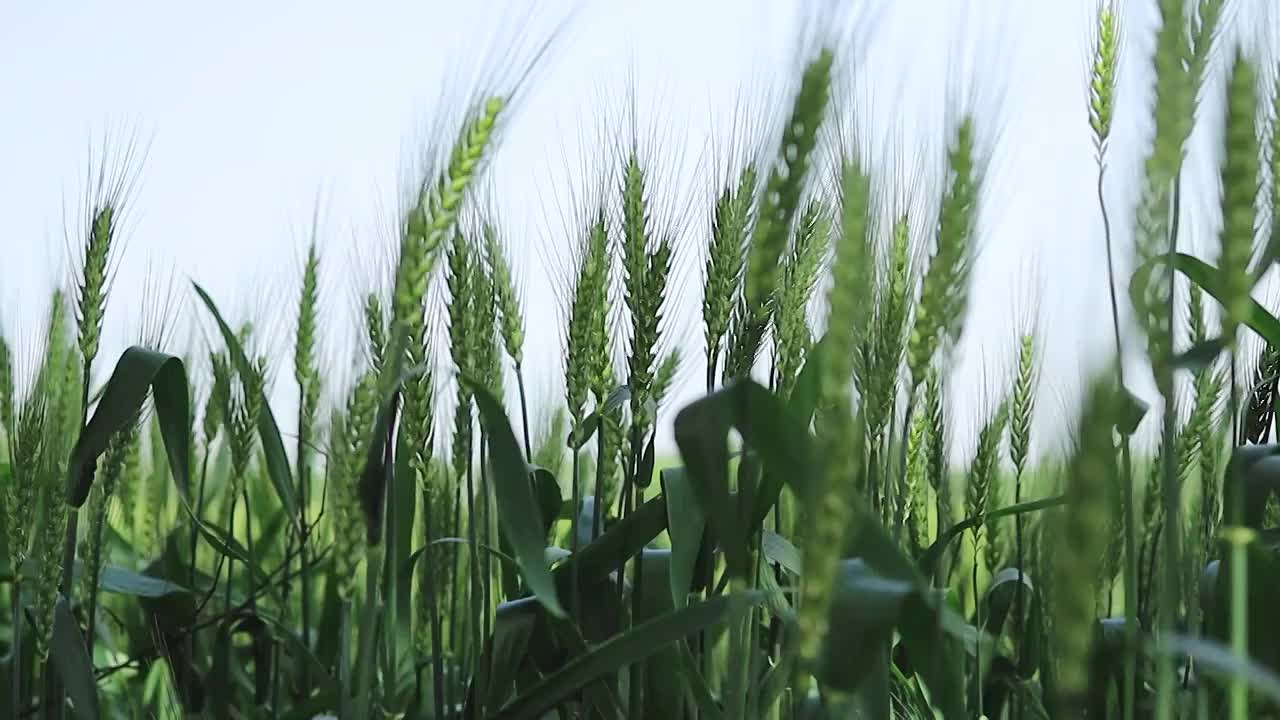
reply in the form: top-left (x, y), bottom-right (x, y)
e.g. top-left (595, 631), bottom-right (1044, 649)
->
top-left (469, 378), bottom-right (564, 617)
top-left (66, 347), bottom-right (189, 507)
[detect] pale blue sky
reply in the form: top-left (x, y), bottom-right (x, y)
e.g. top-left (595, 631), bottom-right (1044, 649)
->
top-left (2, 1), bottom-right (1277, 462)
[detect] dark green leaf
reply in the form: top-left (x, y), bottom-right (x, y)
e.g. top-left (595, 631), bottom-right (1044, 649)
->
top-left (494, 593), bottom-right (761, 720)
top-left (531, 466), bottom-right (561, 538)
top-left (661, 467), bottom-right (704, 608)
top-left (1116, 387), bottom-right (1149, 436)
top-left (52, 595), bottom-right (99, 719)
top-left (1173, 253), bottom-right (1280, 348)
top-left (67, 347), bottom-right (189, 507)
top-left (553, 495), bottom-right (668, 598)
top-left (1174, 337), bottom-right (1227, 370)
top-left (469, 379), bottom-right (564, 617)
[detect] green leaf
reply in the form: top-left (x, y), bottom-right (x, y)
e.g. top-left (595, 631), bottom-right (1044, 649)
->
top-left (531, 466), bottom-right (562, 538)
top-left (673, 379), bottom-right (813, 578)
top-left (553, 495), bottom-right (668, 598)
top-left (762, 530), bottom-right (802, 576)
top-left (478, 598), bottom-right (540, 713)
top-left (192, 283), bottom-right (298, 524)
top-left (52, 595), bottom-right (99, 719)
top-left (99, 565), bottom-right (188, 597)
top-left (469, 379), bottom-right (564, 618)
top-left (358, 388), bottom-right (399, 545)
top-left (661, 467), bottom-right (704, 609)
top-left (1172, 252), bottom-right (1280, 347)
top-left (66, 347), bottom-right (189, 507)
top-left (494, 593), bottom-right (761, 720)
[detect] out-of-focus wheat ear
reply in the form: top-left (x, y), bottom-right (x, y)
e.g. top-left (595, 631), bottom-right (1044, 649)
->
top-left (1188, 285), bottom-right (1226, 560)
top-left (6, 393), bottom-right (48, 573)
top-left (733, 49), bottom-right (834, 381)
top-left (1050, 375), bottom-right (1119, 712)
top-left (0, 332), bottom-right (13, 444)
top-left (907, 117), bottom-right (979, 391)
top-left (1189, 0), bottom-right (1225, 95)
top-left (797, 152), bottom-right (871, 669)
top-left (865, 214), bottom-right (912, 445)
top-left (1216, 50), bottom-right (1261, 342)
top-left (1130, 0), bottom-right (1196, 394)
top-left (1088, 3), bottom-right (1119, 152)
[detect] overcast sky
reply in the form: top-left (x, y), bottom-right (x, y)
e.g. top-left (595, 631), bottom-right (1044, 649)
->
top-left (2, 0), bottom-right (1279, 463)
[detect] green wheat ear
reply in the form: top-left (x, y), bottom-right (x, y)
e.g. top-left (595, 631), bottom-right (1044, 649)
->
top-left (364, 292), bottom-right (388, 374)
top-left (908, 116), bottom-right (979, 390)
top-left (774, 199), bottom-right (831, 398)
top-left (731, 49), bottom-right (833, 380)
top-left (392, 96), bottom-right (504, 383)
top-left (0, 333), bottom-right (13, 442)
top-left (1051, 376), bottom-right (1119, 711)
top-left (1215, 50), bottom-right (1260, 341)
top-left (798, 153), bottom-right (871, 668)
top-left (1088, 3), bottom-right (1119, 150)
top-left (704, 164), bottom-right (755, 387)
top-left (483, 222), bottom-right (524, 367)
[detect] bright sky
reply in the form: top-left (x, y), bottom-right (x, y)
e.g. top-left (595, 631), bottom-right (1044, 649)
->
top-left (2, 0), bottom-right (1277, 463)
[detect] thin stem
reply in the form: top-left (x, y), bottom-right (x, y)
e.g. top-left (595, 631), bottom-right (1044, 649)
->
top-left (515, 365), bottom-right (532, 461)
top-left (1099, 160), bottom-right (1138, 720)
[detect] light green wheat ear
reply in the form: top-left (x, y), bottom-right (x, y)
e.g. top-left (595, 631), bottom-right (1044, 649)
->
top-left (483, 222), bottom-right (524, 367)
top-left (651, 349), bottom-right (681, 409)
top-left (1050, 375), bottom-right (1119, 711)
top-left (798, 153), bottom-right (871, 668)
top-left (393, 96), bottom-right (504, 375)
top-left (1215, 50), bottom-right (1260, 341)
top-left (1088, 3), bottom-right (1119, 150)
top-left (1130, 0), bottom-right (1196, 391)
top-left (703, 164), bottom-right (756, 387)
top-left (731, 49), bottom-right (833, 380)
top-left (1009, 334), bottom-right (1037, 477)
top-left (967, 401), bottom-right (1008, 562)
top-left (908, 116), bottom-right (979, 390)
top-left (74, 203), bottom-right (117, 371)
top-left (363, 292), bottom-right (388, 374)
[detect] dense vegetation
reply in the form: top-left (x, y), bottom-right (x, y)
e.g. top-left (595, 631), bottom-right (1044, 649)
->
top-left (4, 0), bottom-right (1280, 718)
